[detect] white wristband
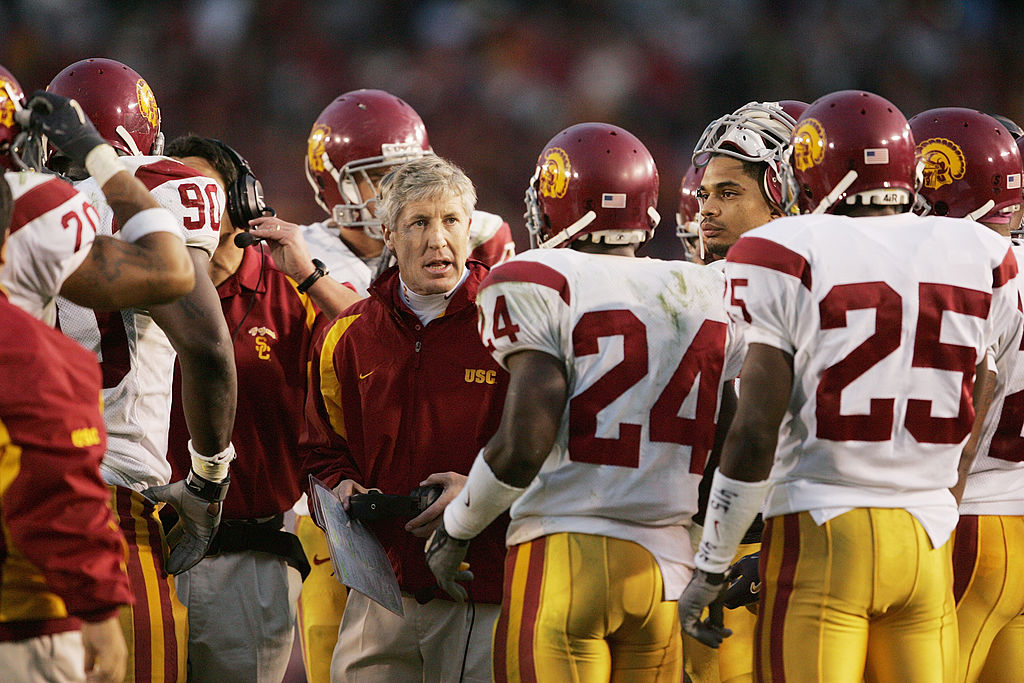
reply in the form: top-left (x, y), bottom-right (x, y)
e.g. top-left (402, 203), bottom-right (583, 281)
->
top-left (695, 469), bottom-right (770, 573)
top-left (443, 452), bottom-right (527, 540)
top-left (188, 440), bottom-right (236, 483)
top-left (118, 208), bottom-right (185, 244)
top-left (84, 144), bottom-right (125, 188)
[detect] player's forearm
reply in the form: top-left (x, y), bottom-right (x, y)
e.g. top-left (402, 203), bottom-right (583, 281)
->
top-left (177, 344), bottom-right (236, 455)
top-left (99, 170), bottom-right (161, 226)
top-left (483, 350), bottom-right (567, 487)
top-left (954, 364), bottom-right (996, 502)
top-left (151, 251), bottom-right (237, 454)
top-left (62, 232), bottom-right (194, 310)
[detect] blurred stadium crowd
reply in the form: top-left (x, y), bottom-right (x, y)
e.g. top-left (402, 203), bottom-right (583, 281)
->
top-left (2, 0), bottom-right (1019, 258)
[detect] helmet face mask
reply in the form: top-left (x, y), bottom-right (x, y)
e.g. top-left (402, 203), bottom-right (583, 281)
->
top-left (526, 122), bottom-right (660, 249)
top-left (693, 101), bottom-right (804, 213)
top-left (304, 90), bottom-right (431, 238)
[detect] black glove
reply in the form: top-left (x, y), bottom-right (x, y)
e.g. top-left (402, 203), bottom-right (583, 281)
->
top-left (722, 551), bottom-right (761, 609)
top-left (142, 470), bottom-right (229, 575)
top-left (15, 90), bottom-right (108, 165)
top-left (424, 519), bottom-right (473, 602)
top-left (677, 568), bottom-right (732, 648)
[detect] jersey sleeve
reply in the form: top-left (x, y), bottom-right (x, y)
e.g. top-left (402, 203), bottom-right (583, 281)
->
top-left (299, 313), bottom-right (365, 493)
top-left (477, 258), bottom-right (570, 369)
top-left (135, 159), bottom-right (224, 257)
top-left (724, 234), bottom-right (809, 355)
top-left (2, 174), bottom-right (96, 316)
top-left (987, 244), bottom-right (1024, 367)
top-left (469, 210), bottom-right (517, 267)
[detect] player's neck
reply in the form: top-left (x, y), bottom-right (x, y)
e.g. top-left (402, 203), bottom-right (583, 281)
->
top-left (571, 241), bottom-right (637, 257)
top-left (335, 223), bottom-right (385, 259)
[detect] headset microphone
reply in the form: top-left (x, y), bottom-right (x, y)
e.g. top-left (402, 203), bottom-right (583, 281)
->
top-left (232, 205), bottom-right (276, 248)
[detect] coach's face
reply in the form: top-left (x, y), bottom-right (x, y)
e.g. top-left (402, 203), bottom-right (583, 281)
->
top-left (382, 190), bottom-right (471, 295)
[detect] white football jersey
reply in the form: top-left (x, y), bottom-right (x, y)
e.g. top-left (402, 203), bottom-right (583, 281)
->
top-left (57, 156), bottom-right (226, 490)
top-left (1, 170), bottom-right (95, 324)
top-left (477, 249), bottom-right (745, 599)
top-left (300, 220), bottom-right (374, 296)
top-left (724, 212), bottom-right (1022, 547)
top-left (960, 242), bottom-right (1024, 515)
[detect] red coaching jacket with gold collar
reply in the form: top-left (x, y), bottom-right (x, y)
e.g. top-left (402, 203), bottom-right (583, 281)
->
top-left (302, 260), bottom-right (509, 603)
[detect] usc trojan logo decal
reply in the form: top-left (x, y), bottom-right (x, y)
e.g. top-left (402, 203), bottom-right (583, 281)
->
top-left (538, 147), bottom-right (571, 199)
top-left (136, 79), bottom-right (159, 129)
top-left (792, 118), bottom-right (826, 172)
top-left (917, 138), bottom-right (965, 190)
top-left (307, 124), bottom-right (330, 174)
top-left (0, 77), bottom-right (19, 130)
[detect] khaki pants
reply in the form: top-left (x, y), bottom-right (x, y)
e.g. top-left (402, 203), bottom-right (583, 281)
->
top-left (0, 631), bottom-right (86, 683)
top-left (331, 590), bottom-right (499, 682)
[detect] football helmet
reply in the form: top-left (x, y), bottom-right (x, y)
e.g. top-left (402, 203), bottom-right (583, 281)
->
top-left (525, 122), bottom-right (659, 249)
top-left (47, 58), bottom-right (163, 157)
top-left (692, 101), bottom-right (803, 212)
top-left (0, 65), bottom-right (26, 171)
top-left (676, 162), bottom-right (705, 256)
top-left (304, 89), bottom-right (431, 238)
top-left (909, 108), bottom-right (1022, 223)
top-left (781, 90), bottom-right (917, 215)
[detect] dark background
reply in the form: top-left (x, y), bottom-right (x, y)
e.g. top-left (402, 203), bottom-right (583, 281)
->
top-left (4, 0), bottom-right (1020, 259)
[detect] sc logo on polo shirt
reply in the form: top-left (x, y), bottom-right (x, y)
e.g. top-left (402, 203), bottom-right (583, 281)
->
top-left (248, 326), bottom-right (278, 361)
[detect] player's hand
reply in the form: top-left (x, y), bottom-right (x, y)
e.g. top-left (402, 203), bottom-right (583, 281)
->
top-left (142, 472), bottom-right (226, 575)
top-left (81, 614), bottom-right (128, 683)
top-left (678, 569), bottom-right (732, 648)
top-left (406, 471), bottom-right (465, 538)
top-left (425, 519), bottom-right (473, 602)
top-left (16, 90), bottom-right (108, 165)
top-left (722, 551), bottom-right (761, 610)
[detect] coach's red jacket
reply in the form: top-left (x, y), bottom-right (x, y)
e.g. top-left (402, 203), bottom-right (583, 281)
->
top-left (0, 297), bottom-right (132, 642)
top-left (301, 260), bottom-right (509, 603)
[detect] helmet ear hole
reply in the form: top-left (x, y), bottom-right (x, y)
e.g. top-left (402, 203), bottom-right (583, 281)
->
top-left (934, 201), bottom-right (949, 216)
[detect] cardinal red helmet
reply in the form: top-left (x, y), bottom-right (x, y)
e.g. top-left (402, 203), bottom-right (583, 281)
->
top-left (908, 108), bottom-right (1022, 223)
top-left (47, 58), bottom-right (162, 157)
top-left (676, 162), bottom-right (704, 241)
top-left (526, 123), bottom-right (659, 249)
top-left (692, 100), bottom-right (803, 213)
top-left (305, 89), bottom-right (431, 238)
top-left (0, 65), bottom-right (25, 171)
top-left (782, 90), bottom-right (917, 215)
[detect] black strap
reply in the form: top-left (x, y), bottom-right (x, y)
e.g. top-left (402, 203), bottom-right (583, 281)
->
top-left (206, 514), bottom-right (311, 580)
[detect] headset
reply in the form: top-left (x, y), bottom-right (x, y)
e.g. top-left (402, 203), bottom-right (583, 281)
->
top-left (206, 138), bottom-right (274, 246)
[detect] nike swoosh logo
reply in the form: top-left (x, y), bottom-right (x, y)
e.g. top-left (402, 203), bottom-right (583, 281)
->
top-left (359, 370), bottom-right (374, 380)
top-left (750, 581), bottom-right (761, 594)
top-left (312, 555), bottom-right (331, 566)
top-left (464, 490), bottom-right (471, 507)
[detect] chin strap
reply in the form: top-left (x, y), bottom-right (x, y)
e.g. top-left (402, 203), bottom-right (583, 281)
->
top-left (812, 170), bottom-right (858, 215)
top-left (965, 200), bottom-right (996, 222)
top-left (115, 125), bottom-right (143, 156)
top-left (537, 210), bottom-right (596, 249)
